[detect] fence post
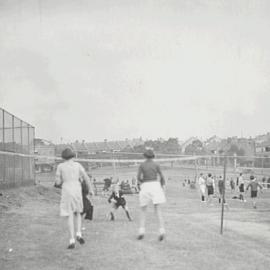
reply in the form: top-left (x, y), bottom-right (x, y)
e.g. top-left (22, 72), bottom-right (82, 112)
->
top-left (20, 120), bottom-right (23, 183)
top-left (12, 115), bottom-right (15, 186)
top-left (2, 110), bottom-right (5, 182)
top-left (220, 155), bottom-right (227, 235)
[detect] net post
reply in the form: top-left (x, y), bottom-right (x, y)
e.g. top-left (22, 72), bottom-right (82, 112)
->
top-left (220, 154), bottom-right (227, 235)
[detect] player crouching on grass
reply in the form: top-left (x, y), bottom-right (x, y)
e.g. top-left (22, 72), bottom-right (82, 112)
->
top-left (137, 149), bottom-right (166, 241)
top-left (246, 175), bottom-right (263, 209)
top-left (108, 184), bottom-right (132, 221)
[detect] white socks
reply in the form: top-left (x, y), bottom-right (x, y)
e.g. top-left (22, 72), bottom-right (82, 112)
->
top-left (69, 238), bottom-right (75, 244)
top-left (138, 228), bottom-right (145, 235)
top-left (159, 228), bottom-right (166, 235)
top-left (76, 231), bottom-right (82, 238)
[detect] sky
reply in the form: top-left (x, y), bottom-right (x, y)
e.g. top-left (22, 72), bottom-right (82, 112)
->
top-left (0, 0), bottom-right (270, 143)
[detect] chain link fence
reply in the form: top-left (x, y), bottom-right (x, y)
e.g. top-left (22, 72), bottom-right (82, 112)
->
top-left (0, 108), bottom-right (35, 188)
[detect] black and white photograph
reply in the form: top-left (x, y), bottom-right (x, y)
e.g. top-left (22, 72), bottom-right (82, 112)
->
top-left (0, 1), bottom-right (270, 269)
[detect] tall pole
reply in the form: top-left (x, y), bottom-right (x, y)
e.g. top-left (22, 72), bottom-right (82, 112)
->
top-left (112, 150), bottom-right (116, 180)
top-left (220, 154), bottom-right (227, 235)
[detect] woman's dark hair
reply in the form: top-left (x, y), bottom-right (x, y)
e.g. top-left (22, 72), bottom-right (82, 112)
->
top-left (61, 148), bottom-right (75, 160)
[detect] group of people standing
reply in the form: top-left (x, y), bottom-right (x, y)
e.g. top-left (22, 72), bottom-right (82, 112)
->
top-left (198, 172), bottom-right (264, 208)
top-left (55, 148), bottom-right (167, 249)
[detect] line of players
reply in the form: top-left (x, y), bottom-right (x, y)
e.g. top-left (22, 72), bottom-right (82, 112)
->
top-left (197, 172), bottom-right (264, 209)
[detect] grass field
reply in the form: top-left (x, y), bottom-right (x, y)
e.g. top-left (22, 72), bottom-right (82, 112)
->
top-left (0, 167), bottom-right (270, 270)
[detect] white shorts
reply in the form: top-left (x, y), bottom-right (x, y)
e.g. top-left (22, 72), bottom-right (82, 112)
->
top-left (139, 181), bottom-right (166, 207)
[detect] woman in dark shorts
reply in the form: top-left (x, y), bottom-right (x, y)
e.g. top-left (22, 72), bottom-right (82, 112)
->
top-left (246, 175), bottom-right (263, 209)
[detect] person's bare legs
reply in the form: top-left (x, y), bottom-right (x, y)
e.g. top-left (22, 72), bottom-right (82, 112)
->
top-left (138, 206), bottom-right (147, 239)
top-left (109, 204), bottom-right (117, 221)
top-left (154, 204), bottom-right (165, 240)
top-left (123, 205), bottom-right (132, 221)
top-left (75, 213), bottom-right (85, 244)
top-left (67, 213), bottom-right (75, 248)
top-left (252, 197), bottom-right (257, 208)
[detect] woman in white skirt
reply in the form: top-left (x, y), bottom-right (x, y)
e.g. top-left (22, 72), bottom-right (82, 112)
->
top-left (55, 148), bottom-right (93, 249)
top-left (137, 149), bottom-right (166, 241)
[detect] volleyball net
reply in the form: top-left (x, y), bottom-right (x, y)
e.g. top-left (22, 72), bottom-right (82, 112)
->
top-left (1, 150), bottom-right (270, 190)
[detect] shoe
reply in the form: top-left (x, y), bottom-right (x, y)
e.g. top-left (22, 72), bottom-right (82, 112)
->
top-left (158, 234), bottom-right (165, 241)
top-left (76, 236), bottom-right (85, 245)
top-left (67, 243), bottom-right (75, 249)
top-left (137, 234), bottom-right (144, 240)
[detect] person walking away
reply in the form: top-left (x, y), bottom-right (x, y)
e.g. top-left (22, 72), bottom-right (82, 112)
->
top-left (238, 173), bottom-right (246, 202)
top-left (198, 173), bottom-right (206, 202)
top-left (55, 148), bottom-right (92, 249)
top-left (206, 173), bottom-right (215, 205)
top-left (137, 149), bottom-right (166, 241)
top-left (246, 175), bottom-right (263, 209)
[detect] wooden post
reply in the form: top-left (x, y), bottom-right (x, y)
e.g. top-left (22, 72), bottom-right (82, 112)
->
top-left (220, 155), bottom-right (227, 235)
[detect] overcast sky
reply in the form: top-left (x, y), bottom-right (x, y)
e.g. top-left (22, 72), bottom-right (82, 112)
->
top-left (0, 0), bottom-right (270, 143)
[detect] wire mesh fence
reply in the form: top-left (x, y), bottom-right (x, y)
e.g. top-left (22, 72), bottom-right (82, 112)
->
top-left (0, 108), bottom-right (35, 188)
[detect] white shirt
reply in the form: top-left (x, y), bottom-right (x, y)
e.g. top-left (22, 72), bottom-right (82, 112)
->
top-left (198, 177), bottom-right (206, 187)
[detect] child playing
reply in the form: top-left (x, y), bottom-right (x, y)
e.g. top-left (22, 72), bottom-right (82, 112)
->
top-left (246, 175), bottom-right (263, 209)
top-left (108, 184), bottom-right (132, 221)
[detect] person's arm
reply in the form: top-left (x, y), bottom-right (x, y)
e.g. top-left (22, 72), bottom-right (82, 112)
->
top-left (54, 165), bottom-right (62, 188)
top-left (108, 192), bottom-right (113, 203)
top-left (79, 164), bottom-right (94, 195)
top-left (258, 182), bottom-right (263, 191)
top-left (157, 164), bottom-right (165, 187)
top-left (246, 182), bottom-right (250, 192)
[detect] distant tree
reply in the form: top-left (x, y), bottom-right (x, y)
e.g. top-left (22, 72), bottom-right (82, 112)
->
top-left (185, 139), bottom-right (205, 155)
top-left (227, 144), bottom-right (245, 156)
top-left (130, 138), bottom-right (181, 154)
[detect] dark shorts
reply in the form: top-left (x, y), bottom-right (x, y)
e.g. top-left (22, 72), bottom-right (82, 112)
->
top-left (251, 190), bottom-right (258, 198)
top-left (218, 187), bottom-right (223, 195)
top-left (239, 184), bottom-right (245, 193)
top-left (207, 185), bottom-right (214, 195)
top-left (113, 199), bottom-right (126, 209)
